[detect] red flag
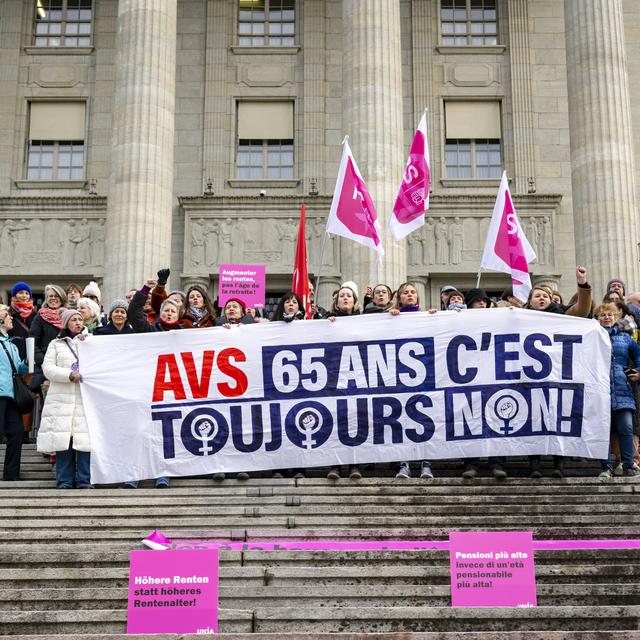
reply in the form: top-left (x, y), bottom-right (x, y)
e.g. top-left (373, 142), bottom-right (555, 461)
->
top-left (292, 204), bottom-right (311, 318)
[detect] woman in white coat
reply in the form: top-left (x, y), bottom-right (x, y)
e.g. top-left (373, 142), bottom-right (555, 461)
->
top-left (37, 308), bottom-right (92, 488)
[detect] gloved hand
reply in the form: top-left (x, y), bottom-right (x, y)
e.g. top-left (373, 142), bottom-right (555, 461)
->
top-left (157, 268), bottom-right (170, 286)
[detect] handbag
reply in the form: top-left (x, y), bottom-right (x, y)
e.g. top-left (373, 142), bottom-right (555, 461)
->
top-left (0, 340), bottom-right (34, 415)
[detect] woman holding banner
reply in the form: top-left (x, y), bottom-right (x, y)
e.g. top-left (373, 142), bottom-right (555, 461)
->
top-left (271, 292), bottom-right (305, 322)
top-left (36, 308), bottom-right (92, 489)
top-left (527, 266), bottom-right (592, 478)
top-left (184, 285), bottom-right (217, 328)
top-left (389, 282), bottom-right (435, 480)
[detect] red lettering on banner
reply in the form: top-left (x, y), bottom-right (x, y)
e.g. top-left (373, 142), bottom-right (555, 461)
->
top-left (217, 348), bottom-right (248, 397)
top-left (181, 351), bottom-right (215, 399)
top-left (152, 354), bottom-right (187, 402)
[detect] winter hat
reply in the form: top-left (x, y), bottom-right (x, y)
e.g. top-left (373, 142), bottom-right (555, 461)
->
top-left (77, 297), bottom-right (101, 321)
top-left (59, 307), bottom-right (83, 329)
top-left (224, 297), bottom-right (247, 314)
top-left (341, 280), bottom-right (359, 299)
top-left (109, 299), bottom-right (129, 317)
top-left (464, 288), bottom-right (492, 308)
top-left (82, 281), bottom-right (101, 304)
top-left (11, 282), bottom-right (32, 298)
top-left (44, 284), bottom-right (67, 307)
top-left (160, 298), bottom-right (182, 315)
top-left (440, 285), bottom-right (457, 295)
top-left (607, 278), bottom-right (625, 295)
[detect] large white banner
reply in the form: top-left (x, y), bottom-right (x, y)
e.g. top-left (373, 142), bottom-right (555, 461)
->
top-left (78, 309), bottom-right (611, 484)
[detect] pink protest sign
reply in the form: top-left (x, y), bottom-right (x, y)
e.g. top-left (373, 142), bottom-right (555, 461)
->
top-left (218, 263), bottom-right (265, 309)
top-left (127, 549), bottom-right (218, 634)
top-left (449, 531), bottom-right (537, 608)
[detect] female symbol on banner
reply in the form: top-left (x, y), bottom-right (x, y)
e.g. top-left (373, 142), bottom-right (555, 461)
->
top-left (485, 390), bottom-right (528, 436)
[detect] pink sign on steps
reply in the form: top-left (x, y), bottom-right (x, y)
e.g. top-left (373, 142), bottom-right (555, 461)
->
top-left (449, 531), bottom-right (537, 608)
top-left (218, 263), bottom-right (266, 309)
top-left (127, 548), bottom-right (219, 634)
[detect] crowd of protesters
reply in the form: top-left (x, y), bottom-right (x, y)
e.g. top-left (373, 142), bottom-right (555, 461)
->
top-left (1, 265), bottom-right (639, 488)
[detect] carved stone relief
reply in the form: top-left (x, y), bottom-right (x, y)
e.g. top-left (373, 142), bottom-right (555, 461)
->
top-left (406, 214), bottom-right (554, 270)
top-left (0, 217), bottom-right (104, 270)
top-left (186, 215), bottom-right (337, 274)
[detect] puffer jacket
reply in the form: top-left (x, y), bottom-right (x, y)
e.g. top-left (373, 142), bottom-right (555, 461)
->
top-left (37, 331), bottom-right (90, 454)
top-left (606, 325), bottom-right (640, 411)
top-left (0, 334), bottom-right (27, 399)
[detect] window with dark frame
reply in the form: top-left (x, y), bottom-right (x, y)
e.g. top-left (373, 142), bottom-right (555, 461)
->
top-left (238, 0), bottom-right (295, 46)
top-left (34, 0), bottom-right (92, 47)
top-left (445, 139), bottom-right (501, 179)
top-left (237, 139), bottom-right (294, 179)
top-left (441, 0), bottom-right (497, 46)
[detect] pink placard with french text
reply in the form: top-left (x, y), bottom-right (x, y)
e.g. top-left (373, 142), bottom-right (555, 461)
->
top-left (449, 531), bottom-right (537, 607)
top-left (127, 549), bottom-right (218, 634)
top-left (218, 263), bottom-right (266, 309)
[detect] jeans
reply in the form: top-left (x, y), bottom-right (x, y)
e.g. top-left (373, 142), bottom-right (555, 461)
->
top-left (601, 409), bottom-right (635, 470)
top-left (124, 476), bottom-right (169, 488)
top-left (56, 440), bottom-right (91, 488)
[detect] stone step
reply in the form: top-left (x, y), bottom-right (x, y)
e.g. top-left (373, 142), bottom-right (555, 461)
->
top-left (2, 563), bottom-right (638, 590)
top-left (0, 582), bottom-right (638, 610)
top-left (1, 605), bottom-right (639, 634)
top-left (6, 633), bottom-right (640, 640)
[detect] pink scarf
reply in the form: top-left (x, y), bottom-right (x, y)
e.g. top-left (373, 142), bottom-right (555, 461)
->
top-left (38, 307), bottom-right (63, 329)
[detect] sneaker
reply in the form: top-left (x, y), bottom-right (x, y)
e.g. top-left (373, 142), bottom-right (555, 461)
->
top-left (462, 466), bottom-right (478, 480)
top-left (349, 466), bottom-right (362, 480)
top-left (529, 469), bottom-right (543, 479)
top-left (142, 529), bottom-right (172, 551)
top-left (155, 478), bottom-right (170, 488)
top-left (420, 462), bottom-right (434, 479)
top-left (327, 467), bottom-right (340, 480)
top-left (492, 466), bottom-right (508, 480)
top-left (598, 469), bottom-right (613, 480)
top-left (236, 472), bottom-right (250, 481)
top-left (624, 467), bottom-right (640, 477)
top-left (211, 472), bottom-right (225, 482)
top-left (123, 481), bottom-right (138, 489)
top-left (613, 463), bottom-right (624, 477)
top-left (395, 462), bottom-right (411, 479)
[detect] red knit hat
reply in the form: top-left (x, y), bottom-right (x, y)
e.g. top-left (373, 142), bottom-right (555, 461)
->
top-left (224, 297), bottom-right (246, 314)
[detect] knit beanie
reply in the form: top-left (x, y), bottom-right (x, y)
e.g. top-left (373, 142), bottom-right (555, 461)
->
top-left (464, 288), bottom-right (492, 308)
top-left (341, 280), bottom-right (359, 299)
top-left (224, 297), bottom-right (247, 314)
top-left (109, 299), bottom-right (129, 317)
top-left (77, 297), bottom-right (101, 321)
top-left (83, 281), bottom-right (102, 304)
top-left (59, 307), bottom-right (83, 329)
top-left (11, 281), bottom-right (32, 298)
top-left (607, 278), bottom-right (625, 295)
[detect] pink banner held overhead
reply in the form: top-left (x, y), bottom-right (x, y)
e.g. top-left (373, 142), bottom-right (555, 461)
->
top-left (389, 110), bottom-right (431, 241)
top-left (479, 171), bottom-right (537, 302)
top-left (326, 137), bottom-right (383, 260)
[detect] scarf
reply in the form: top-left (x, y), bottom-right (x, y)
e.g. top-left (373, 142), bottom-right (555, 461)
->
top-left (39, 307), bottom-right (63, 329)
top-left (11, 300), bottom-right (34, 320)
top-left (159, 319), bottom-right (180, 331)
top-left (189, 306), bottom-right (205, 322)
top-left (399, 305), bottom-right (421, 313)
top-left (85, 320), bottom-right (98, 334)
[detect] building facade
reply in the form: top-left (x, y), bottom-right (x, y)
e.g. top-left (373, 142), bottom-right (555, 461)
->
top-left (0, 0), bottom-right (639, 308)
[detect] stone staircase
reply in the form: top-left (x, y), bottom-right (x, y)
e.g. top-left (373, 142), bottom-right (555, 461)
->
top-left (1, 444), bottom-right (639, 638)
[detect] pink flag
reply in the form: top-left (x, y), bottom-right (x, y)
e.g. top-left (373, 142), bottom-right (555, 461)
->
top-left (389, 110), bottom-right (430, 241)
top-left (480, 171), bottom-right (537, 302)
top-left (326, 137), bottom-right (383, 259)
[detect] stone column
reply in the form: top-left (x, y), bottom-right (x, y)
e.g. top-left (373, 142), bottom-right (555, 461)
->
top-left (564, 0), bottom-right (640, 297)
top-left (104, 0), bottom-right (177, 301)
top-left (341, 0), bottom-right (405, 292)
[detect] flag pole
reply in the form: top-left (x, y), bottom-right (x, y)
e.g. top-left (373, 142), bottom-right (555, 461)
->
top-left (476, 269), bottom-right (482, 288)
top-left (314, 231), bottom-right (330, 300)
